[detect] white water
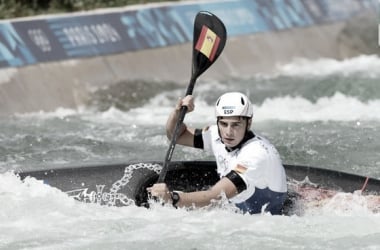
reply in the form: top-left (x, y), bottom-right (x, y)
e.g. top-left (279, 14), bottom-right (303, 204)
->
top-left (1, 172), bottom-right (380, 250)
top-left (15, 89), bottom-right (380, 125)
top-left (255, 92), bottom-right (380, 122)
top-left (273, 55), bottom-right (380, 78)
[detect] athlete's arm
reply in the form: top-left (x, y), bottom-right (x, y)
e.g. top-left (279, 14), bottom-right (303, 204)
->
top-left (148, 174), bottom-right (244, 208)
top-left (166, 95), bottom-right (196, 147)
top-left (176, 177), bottom-right (238, 207)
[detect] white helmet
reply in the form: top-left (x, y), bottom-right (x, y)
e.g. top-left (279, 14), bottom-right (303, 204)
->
top-left (215, 92), bottom-right (253, 118)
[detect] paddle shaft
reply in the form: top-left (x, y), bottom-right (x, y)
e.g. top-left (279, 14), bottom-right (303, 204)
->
top-left (157, 11), bottom-right (227, 183)
top-left (157, 76), bottom-right (196, 183)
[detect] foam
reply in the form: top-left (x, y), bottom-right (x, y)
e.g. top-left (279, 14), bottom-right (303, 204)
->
top-left (273, 55), bottom-right (380, 78)
top-left (12, 91), bottom-right (380, 124)
top-left (255, 92), bottom-right (380, 122)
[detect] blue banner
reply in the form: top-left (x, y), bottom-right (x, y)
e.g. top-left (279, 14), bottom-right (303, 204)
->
top-left (47, 14), bottom-right (126, 58)
top-left (12, 20), bottom-right (66, 62)
top-left (0, 0), bottom-right (377, 68)
top-left (0, 22), bottom-right (36, 67)
top-left (119, 7), bottom-right (191, 50)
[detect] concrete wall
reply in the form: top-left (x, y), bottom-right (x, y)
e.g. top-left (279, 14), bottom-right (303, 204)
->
top-left (0, 3), bottom-right (378, 115)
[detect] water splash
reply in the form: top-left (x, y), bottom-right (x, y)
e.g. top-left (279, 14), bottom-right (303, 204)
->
top-left (274, 55), bottom-right (380, 78)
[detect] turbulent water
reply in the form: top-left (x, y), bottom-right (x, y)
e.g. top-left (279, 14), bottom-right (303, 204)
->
top-left (1, 55), bottom-right (380, 249)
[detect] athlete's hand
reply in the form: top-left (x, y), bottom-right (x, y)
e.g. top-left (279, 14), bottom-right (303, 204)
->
top-left (175, 95), bottom-right (194, 113)
top-left (147, 183), bottom-right (171, 202)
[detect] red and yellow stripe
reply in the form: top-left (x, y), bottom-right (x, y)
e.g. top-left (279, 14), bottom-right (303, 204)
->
top-left (195, 25), bottom-right (220, 62)
top-left (234, 164), bottom-right (248, 174)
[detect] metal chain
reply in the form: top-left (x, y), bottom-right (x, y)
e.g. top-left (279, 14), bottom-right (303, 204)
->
top-left (107, 163), bottom-right (162, 206)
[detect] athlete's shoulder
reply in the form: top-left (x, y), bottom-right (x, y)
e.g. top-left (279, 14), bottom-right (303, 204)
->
top-left (242, 134), bottom-right (278, 154)
top-left (244, 134), bottom-right (267, 147)
top-left (204, 125), bottom-right (219, 137)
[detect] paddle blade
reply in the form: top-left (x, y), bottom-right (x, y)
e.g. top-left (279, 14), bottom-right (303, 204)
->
top-left (192, 11), bottom-right (227, 79)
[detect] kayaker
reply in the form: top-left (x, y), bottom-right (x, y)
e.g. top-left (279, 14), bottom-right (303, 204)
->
top-left (148, 92), bottom-right (287, 214)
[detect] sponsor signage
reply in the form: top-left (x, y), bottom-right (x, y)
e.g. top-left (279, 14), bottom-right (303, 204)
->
top-left (0, 0), bottom-right (377, 68)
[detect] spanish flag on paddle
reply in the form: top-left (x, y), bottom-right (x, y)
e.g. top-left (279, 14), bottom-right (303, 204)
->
top-left (195, 25), bottom-right (221, 62)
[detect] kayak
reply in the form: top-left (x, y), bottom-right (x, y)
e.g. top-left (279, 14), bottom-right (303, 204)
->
top-left (17, 161), bottom-right (380, 215)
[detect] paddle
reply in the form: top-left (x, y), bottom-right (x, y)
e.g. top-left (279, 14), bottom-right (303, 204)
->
top-left (157, 11), bottom-right (227, 183)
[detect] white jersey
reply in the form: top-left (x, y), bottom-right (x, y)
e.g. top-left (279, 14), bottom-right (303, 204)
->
top-left (202, 125), bottom-right (287, 203)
